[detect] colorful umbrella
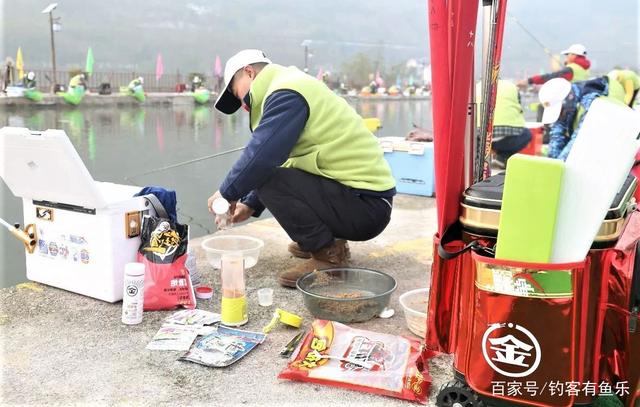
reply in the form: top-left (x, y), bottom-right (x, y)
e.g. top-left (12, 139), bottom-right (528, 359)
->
top-left (16, 47), bottom-right (24, 79)
top-left (85, 47), bottom-right (94, 76)
top-left (375, 70), bottom-right (384, 87)
top-left (155, 53), bottom-right (164, 82)
top-left (214, 55), bottom-right (222, 77)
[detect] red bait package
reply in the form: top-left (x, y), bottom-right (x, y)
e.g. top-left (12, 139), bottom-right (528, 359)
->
top-left (278, 320), bottom-right (430, 403)
top-left (137, 216), bottom-right (196, 310)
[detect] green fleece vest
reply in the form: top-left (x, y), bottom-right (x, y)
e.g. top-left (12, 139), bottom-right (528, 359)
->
top-left (607, 75), bottom-right (627, 104)
top-left (474, 80), bottom-right (525, 128)
top-left (69, 75), bottom-right (84, 88)
top-left (622, 70), bottom-right (640, 90)
top-left (493, 80), bottom-right (525, 128)
top-left (567, 63), bottom-right (589, 82)
top-left (609, 69), bottom-right (640, 90)
top-left (248, 64), bottom-right (395, 192)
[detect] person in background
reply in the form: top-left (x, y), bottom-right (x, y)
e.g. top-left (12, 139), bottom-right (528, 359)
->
top-left (369, 79), bottom-right (379, 94)
top-left (538, 77), bottom-right (615, 160)
top-left (128, 76), bottom-right (144, 92)
top-left (2, 58), bottom-right (15, 92)
top-left (208, 49), bottom-right (395, 287)
top-left (518, 43), bottom-right (591, 88)
top-left (22, 71), bottom-right (36, 89)
top-left (478, 79), bottom-right (531, 168)
top-left (607, 68), bottom-right (640, 107)
top-left (68, 72), bottom-right (87, 91)
top-left (191, 75), bottom-right (203, 92)
top-left (321, 72), bottom-right (330, 88)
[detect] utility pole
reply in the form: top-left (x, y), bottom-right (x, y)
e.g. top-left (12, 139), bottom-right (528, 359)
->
top-left (42, 3), bottom-right (59, 93)
top-left (301, 40), bottom-right (311, 73)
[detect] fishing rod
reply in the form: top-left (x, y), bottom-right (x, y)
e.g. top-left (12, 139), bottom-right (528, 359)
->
top-left (476, 0), bottom-right (501, 182)
top-left (123, 146), bottom-right (245, 182)
top-left (508, 13), bottom-right (562, 66)
top-left (0, 217), bottom-right (37, 253)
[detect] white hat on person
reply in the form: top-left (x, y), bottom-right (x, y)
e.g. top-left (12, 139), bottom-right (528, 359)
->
top-left (538, 78), bottom-right (572, 124)
top-left (560, 43), bottom-right (587, 56)
top-left (214, 49), bottom-right (272, 114)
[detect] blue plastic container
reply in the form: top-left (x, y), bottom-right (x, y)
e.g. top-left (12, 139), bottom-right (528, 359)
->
top-left (380, 138), bottom-right (435, 196)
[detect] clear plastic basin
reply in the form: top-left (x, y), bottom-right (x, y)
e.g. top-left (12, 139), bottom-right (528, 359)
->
top-left (200, 235), bottom-right (264, 269)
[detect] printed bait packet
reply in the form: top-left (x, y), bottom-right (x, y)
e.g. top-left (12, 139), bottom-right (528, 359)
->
top-left (278, 320), bottom-right (431, 403)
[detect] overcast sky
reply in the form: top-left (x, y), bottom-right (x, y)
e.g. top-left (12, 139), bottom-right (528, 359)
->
top-left (1, 0), bottom-right (638, 78)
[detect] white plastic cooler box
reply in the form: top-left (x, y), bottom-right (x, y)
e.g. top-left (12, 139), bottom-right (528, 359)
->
top-left (0, 127), bottom-right (155, 302)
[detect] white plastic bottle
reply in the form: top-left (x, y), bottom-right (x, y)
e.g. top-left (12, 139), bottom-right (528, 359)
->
top-left (122, 262), bottom-right (145, 325)
top-left (211, 197), bottom-right (230, 230)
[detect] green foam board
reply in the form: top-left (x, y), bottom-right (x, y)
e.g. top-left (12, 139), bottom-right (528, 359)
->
top-left (495, 154), bottom-right (565, 262)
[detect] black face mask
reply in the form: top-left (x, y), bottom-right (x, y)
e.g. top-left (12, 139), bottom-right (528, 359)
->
top-left (242, 92), bottom-right (252, 111)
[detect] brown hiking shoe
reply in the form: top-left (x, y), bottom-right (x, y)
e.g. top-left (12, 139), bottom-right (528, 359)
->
top-left (288, 240), bottom-right (351, 259)
top-left (278, 240), bottom-right (350, 288)
top-left (287, 241), bottom-right (312, 259)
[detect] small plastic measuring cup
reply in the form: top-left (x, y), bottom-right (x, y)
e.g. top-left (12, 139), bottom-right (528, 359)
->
top-left (257, 288), bottom-right (273, 307)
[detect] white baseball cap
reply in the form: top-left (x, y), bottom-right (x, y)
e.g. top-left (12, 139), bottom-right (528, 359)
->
top-left (214, 49), bottom-right (272, 114)
top-left (560, 43), bottom-right (587, 56)
top-left (538, 78), bottom-right (572, 124)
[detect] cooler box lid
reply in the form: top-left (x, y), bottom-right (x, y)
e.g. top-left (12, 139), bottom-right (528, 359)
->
top-left (0, 127), bottom-right (108, 209)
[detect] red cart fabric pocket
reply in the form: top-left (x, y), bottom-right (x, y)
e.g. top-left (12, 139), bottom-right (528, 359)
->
top-left (464, 253), bottom-right (589, 407)
top-left (425, 235), bottom-right (466, 354)
top-left (426, 225), bottom-right (495, 354)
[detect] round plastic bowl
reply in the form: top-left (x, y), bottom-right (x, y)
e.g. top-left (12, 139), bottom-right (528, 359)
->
top-left (398, 288), bottom-right (429, 337)
top-left (200, 235), bottom-right (264, 269)
top-left (296, 268), bottom-right (397, 323)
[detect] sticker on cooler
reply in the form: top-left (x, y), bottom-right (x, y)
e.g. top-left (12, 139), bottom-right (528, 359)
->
top-left (407, 142), bottom-right (425, 155)
top-left (379, 139), bottom-right (394, 153)
top-left (36, 225), bottom-right (90, 264)
top-left (482, 322), bottom-right (542, 378)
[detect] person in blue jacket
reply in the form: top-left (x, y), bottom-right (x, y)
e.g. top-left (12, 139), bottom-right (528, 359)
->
top-left (538, 77), bottom-right (610, 160)
top-left (207, 49), bottom-right (396, 287)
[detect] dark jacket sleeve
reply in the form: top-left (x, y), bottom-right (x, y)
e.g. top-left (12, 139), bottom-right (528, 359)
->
top-left (528, 67), bottom-right (573, 85)
top-left (219, 90), bottom-right (309, 202)
top-left (240, 190), bottom-right (265, 217)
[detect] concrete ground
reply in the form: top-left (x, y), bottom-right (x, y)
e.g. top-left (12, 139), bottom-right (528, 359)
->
top-left (0, 194), bottom-right (454, 406)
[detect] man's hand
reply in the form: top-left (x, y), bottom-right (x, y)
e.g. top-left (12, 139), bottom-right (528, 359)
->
top-left (231, 203), bottom-right (255, 224)
top-left (207, 190), bottom-right (238, 228)
top-left (207, 190), bottom-right (224, 214)
top-left (516, 79), bottom-right (529, 89)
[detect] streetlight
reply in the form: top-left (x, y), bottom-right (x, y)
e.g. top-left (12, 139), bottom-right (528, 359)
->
top-left (42, 3), bottom-right (60, 92)
top-left (301, 39), bottom-right (312, 73)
